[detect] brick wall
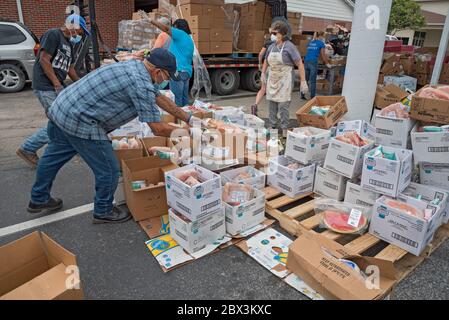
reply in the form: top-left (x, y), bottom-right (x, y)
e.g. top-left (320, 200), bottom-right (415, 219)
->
top-left (0, 0), bottom-right (134, 50)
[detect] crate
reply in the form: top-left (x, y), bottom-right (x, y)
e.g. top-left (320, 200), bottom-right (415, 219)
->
top-left (262, 186), bottom-right (449, 291)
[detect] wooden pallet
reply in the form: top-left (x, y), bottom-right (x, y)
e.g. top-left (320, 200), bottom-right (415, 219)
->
top-left (262, 186), bottom-right (449, 285)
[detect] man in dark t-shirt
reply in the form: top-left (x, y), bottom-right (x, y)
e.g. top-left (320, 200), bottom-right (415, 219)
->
top-left (17, 14), bottom-right (89, 168)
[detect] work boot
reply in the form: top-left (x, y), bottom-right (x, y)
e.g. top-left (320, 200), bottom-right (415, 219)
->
top-left (92, 206), bottom-right (132, 224)
top-left (27, 198), bottom-right (63, 214)
top-left (16, 148), bottom-right (39, 168)
top-left (301, 93), bottom-right (306, 100)
top-left (282, 129), bottom-right (288, 138)
top-left (251, 104), bottom-right (258, 116)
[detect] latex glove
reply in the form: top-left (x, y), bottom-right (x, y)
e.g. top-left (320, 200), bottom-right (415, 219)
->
top-left (300, 81), bottom-right (309, 95)
top-left (326, 63), bottom-right (332, 69)
top-left (188, 115), bottom-right (202, 127)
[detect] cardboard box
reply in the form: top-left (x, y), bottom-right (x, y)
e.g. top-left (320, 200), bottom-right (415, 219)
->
top-left (197, 42), bottom-right (211, 54)
top-left (324, 137), bottom-right (375, 179)
top-left (420, 162), bottom-right (449, 190)
top-left (203, 5), bottom-right (226, 18)
top-left (344, 181), bottom-right (381, 207)
top-left (313, 166), bottom-right (349, 201)
top-left (285, 127), bottom-right (331, 165)
top-left (112, 136), bottom-right (144, 169)
top-left (243, 114), bottom-right (265, 129)
top-left (374, 84), bottom-right (409, 109)
top-left (165, 164), bottom-right (223, 221)
top-left (370, 195), bottom-right (441, 256)
top-left (168, 207), bottom-right (226, 254)
top-left (411, 85), bottom-right (449, 124)
top-left (122, 156), bottom-right (177, 221)
top-left (286, 231), bottom-right (396, 300)
top-left (267, 156), bottom-right (316, 199)
top-left (191, 29), bottom-right (210, 42)
top-left (411, 123), bottom-right (449, 164)
top-left (374, 114), bottom-right (415, 149)
top-left (296, 96), bottom-right (348, 129)
top-left (383, 75), bottom-right (417, 92)
top-left (0, 232), bottom-right (84, 300)
top-left (416, 73), bottom-right (428, 86)
top-left (415, 60), bottom-right (431, 74)
top-left (179, 4), bottom-right (202, 16)
top-left (403, 182), bottom-right (449, 225)
top-left (213, 107), bottom-right (245, 125)
top-left (177, 0), bottom-right (223, 5)
top-left (336, 120), bottom-right (376, 141)
top-left (224, 189), bottom-right (266, 236)
top-left (185, 15), bottom-right (210, 29)
top-left (220, 166), bottom-right (266, 190)
top-left (361, 146), bottom-right (413, 197)
top-left (210, 29), bottom-right (233, 42)
top-left (209, 41), bottom-right (233, 54)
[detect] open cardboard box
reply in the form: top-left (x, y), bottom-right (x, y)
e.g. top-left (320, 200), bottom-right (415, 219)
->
top-left (122, 156), bottom-right (178, 221)
top-left (374, 84), bottom-right (409, 109)
top-left (286, 231), bottom-right (396, 300)
top-left (411, 85), bottom-right (449, 124)
top-left (111, 135), bottom-right (144, 170)
top-left (0, 232), bottom-right (84, 300)
top-left (296, 96), bottom-right (348, 129)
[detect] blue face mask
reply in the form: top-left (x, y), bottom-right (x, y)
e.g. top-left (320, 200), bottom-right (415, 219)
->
top-left (70, 34), bottom-right (82, 44)
top-left (159, 80), bottom-right (169, 89)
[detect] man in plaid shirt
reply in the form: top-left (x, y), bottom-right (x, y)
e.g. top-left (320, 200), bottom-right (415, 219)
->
top-left (28, 48), bottom-right (196, 224)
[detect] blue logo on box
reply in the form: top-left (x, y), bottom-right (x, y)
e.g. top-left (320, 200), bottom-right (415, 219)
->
top-left (365, 157), bottom-right (376, 170)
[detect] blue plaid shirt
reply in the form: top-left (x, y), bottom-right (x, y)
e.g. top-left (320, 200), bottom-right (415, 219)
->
top-left (48, 60), bottom-right (160, 140)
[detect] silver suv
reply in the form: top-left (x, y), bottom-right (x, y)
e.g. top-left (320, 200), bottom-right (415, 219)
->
top-left (0, 20), bottom-right (39, 93)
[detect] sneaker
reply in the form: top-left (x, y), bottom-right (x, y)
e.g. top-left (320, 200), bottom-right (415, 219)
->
top-left (27, 198), bottom-right (63, 213)
top-left (92, 206), bottom-right (132, 224)
top-left (16, 148), bottom-right (39, 168)
top-left (251, 104), bottom-right (258, 116)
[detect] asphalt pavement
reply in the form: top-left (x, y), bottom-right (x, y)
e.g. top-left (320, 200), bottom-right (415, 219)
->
top-left (0, 85), bottom-right (448, 300)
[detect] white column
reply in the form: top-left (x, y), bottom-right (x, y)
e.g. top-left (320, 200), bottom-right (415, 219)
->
top-left (16, 0), bottom-right (24, 23)
top-left (430, 8), bottom-right (449, 85)
top-left (342, 0), bottom-right (392, 121)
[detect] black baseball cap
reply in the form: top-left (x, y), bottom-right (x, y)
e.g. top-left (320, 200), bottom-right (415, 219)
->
top-left (145, 48), bottom-right (180, 80)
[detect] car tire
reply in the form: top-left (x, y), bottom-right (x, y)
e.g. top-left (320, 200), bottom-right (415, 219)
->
top-left (0, 63), bottom-right (26, 93)
top-left (241, 68), bottom-right (261, 92)
top-left (210, 68), bottom-right (240, 96)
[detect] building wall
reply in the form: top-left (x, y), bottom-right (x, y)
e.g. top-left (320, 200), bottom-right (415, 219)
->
top-left (0, 0), bottom-right (134, 50)
top-left (417, 0), bottom-right (449, 15)
top-left (423, 28), bottom-right (443, 47)
top-left (394, 29), bottom-right (415, 45)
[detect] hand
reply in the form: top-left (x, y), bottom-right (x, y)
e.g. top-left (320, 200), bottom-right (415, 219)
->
top-left (300, 81), bottom-right (309, 95)
top-left (188, 115), bottom-right (202, 127)
top-left (326, 63), bottom-right (332, 69)
top-left (258, 63), bottom-right (263, 71)
top-left (54, 85), bottom-right (64, 95)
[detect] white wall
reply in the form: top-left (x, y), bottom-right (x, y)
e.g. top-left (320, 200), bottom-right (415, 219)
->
top-left (417, 0), bottom-right (449, 15)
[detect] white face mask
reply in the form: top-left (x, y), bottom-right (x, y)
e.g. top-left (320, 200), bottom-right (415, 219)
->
top-left (270, 34), bottom-right (277, 42)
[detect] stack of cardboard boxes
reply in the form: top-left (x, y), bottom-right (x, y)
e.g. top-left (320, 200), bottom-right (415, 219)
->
top-left (237, 2), bottom-right (271, 52)
top-left (117, 19), bottom-right (160, 50)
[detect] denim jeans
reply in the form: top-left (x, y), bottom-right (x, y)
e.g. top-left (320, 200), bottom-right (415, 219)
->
top-left (170, 71), bottom-right (190, 107)
top-left (21, 90), bottom-right (58, 153)
top-left (305, 61), bottom-right (318, 99)
top-left (31, 121), bottom-right (120, 217)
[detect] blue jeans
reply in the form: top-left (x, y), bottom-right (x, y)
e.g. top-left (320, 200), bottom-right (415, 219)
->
top-left (305, 60), bottom-right (318, 98)
top-left (21, 90), bottom-right (58, 153)
top-left (31, 121), bottom-right (120, 217)
top-left (170, 71), bottom-right (190, 107)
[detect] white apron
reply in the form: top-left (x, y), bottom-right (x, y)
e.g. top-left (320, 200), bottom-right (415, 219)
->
top-left (266, 43), bottom-right (293, 103)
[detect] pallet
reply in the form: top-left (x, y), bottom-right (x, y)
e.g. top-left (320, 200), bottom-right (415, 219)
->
top-left (262, 186), bottom-right (449, 286)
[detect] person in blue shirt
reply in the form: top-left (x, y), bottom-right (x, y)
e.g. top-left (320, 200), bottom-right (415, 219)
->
top-left (303, 32), bottom-right (331, 99)
top-left (151, 18), bottom-right (194, 107)
top-left (27, 48), bottom-right (198, 224)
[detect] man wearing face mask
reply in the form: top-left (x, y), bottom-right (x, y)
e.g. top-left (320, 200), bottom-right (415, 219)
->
top-left (27, 48), bottom-right (198, 224)
top-left (17, 14), bottom-right (87, 168)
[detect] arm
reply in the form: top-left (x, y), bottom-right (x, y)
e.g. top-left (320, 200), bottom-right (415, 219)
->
top-left (258, 47), bottom-right (266, 65)
top-left (68, 66), bottom-right (80, 82)
top-left (148, 122), bottom-right (181, 137)
top-left (320, 48), bottom-right (330, 65)
top-left (39, 50), bottom-right (63, 90)
top-left (150, 20), bottom-right (172, 37)
top-left (155, 95), bottom-right (190, 123)
top-left (296, 59), bottom-right (306, 82)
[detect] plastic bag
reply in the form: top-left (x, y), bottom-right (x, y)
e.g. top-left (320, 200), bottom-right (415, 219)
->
top-left (314, 199), bottom-right (371, 235)
top-left (223, 183), bottom-right (255, 206)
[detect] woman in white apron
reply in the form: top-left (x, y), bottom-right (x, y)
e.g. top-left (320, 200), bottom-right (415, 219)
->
top-left (262, 21), bottom-right (308, 137)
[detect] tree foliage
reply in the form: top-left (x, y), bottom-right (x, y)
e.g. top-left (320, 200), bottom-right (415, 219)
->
top-left (388, 0), bottom-right (425, 34)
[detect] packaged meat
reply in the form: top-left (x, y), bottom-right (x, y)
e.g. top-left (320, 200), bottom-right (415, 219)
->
top-left (367, 146), bottom-right (397, 161)
top-left (314, 199), bottom-right (370, 234)
top-left (335, 132), bottom-right (367, 147)
top-left (184, 176), bottom-right (201, 187)
top-left (417, 87), bottom-right (449, 101)
top-left (287, 162), bottom-right (301, 170)
top-left (111, 137), bottom-right (140, 150)
top-left (378, 103), bottom-right (409, 119)
top-left (308, 106), bottom-right (330, 116)
top-left (438, 86), bottom-right (449, 95)
top-left (383, 198), bottom-right (425, 219)
top-left (175, 169), bottom-right (200, 183)
top-left (222, 183), bottom-right (254, 206)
